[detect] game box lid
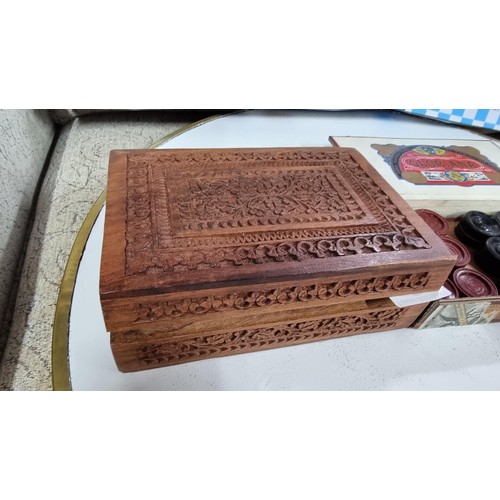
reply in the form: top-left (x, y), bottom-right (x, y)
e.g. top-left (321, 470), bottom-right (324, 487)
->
top-left (99, 147), bottom-right (456, 332)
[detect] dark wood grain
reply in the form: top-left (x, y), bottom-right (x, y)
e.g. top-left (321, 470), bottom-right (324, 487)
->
top-left (100, 147), bottom-right (456, 372)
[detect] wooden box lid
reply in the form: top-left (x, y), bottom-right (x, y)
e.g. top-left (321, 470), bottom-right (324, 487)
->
top-left (100, 147), bottom-right (455, 308)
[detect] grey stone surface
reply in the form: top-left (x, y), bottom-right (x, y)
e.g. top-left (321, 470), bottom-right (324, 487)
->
top-left (0, 111), bottom-right (211, 390)
top-left (0, 110), bottom-right (55, 357)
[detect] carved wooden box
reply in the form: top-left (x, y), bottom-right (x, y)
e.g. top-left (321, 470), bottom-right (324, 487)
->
top-left (100, 147), bottom-right (456, 372)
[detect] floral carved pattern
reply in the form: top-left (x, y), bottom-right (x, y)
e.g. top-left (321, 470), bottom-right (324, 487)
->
top-left (177, 169), bottom-right (365, 230)
top-left (133, 308), bottom-right (404, 367)
top-left (134, 273), bottom-right (429, 322)
top-left (124, 150), bottom-right (431, 276)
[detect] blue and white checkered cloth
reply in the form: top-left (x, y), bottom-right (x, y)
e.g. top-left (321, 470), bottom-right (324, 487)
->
top-left (401, 109), bottom-right (500, 131)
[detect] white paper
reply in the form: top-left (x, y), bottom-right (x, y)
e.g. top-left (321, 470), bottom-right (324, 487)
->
top-left (390, 286), bottom-right (451, 308)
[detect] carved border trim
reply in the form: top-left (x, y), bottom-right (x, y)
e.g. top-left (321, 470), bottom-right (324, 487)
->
top-left (134, 272), bottom-right (429, 322)
top-left (131, 307), bottom-right (404, 367)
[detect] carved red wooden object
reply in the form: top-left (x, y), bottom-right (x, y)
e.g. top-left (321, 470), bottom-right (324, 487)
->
top-left (100, 148), bottom-right (456, 372)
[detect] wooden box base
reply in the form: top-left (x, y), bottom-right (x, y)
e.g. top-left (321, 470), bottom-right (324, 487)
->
top-left (110, 299), bottom-right (428, 373)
